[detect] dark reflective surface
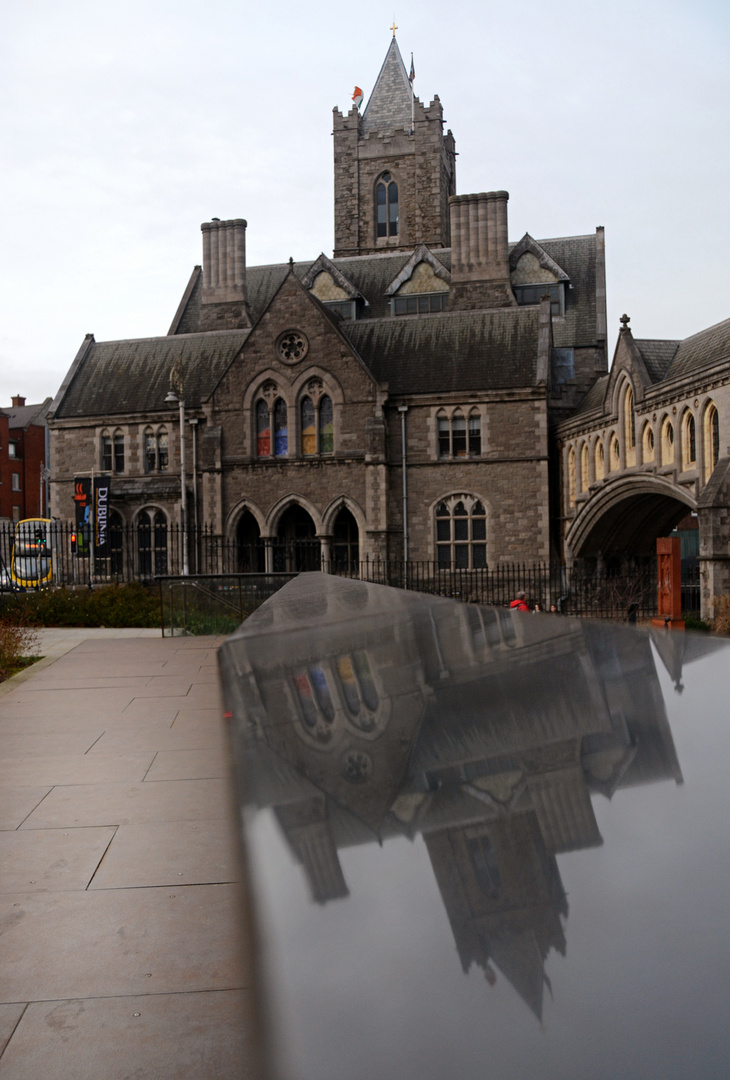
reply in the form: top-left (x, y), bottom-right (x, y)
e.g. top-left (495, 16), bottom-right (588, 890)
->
top-left (219, 573), bottom-right (730, 1080)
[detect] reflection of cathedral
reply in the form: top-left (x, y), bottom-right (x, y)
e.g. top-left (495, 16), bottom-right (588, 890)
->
top-left (219, 573), bottom-right (689, 1020)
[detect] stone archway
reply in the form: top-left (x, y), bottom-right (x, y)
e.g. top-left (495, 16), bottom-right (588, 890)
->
top-left (274, 505), bottom-right (321, 571)
top-left (566, 477), bottom-right (697, 567)
top-left (236, 510), bottom-right (265, 572)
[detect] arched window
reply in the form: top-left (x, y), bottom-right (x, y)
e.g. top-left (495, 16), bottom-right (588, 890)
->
top-left (376, 172), bottom-right (398, 238)
top-left (101, 430), bottom-right (112, 472)
top-left (452, 410), bottom-right (466, 457)
top-left (704, 403), bottom-right (720, 483)
top-left (436, 408), bottom-right (482, 459)
top-left (580, 442), bottom-right (589, 490)
top-left (623, 384), bottom-right (636, 466)
top-left (319, 395), bottom-right (333, 454)
top-left (274, 398), bottom-right (288, 456)
top-left (567, 446), bottom-right (576, 508)
top-left (595, 440), bottom-right (605, 481)
top-left (609, 433), bottom-right (620, 472)
top-left (113, 429), bottom-right (125, 473)
top-left (435, 496), bottom-right (487, 568)
top-left (681, 410), bottom-right (696, 470)
top-left (256, 395), bottom-right (288, 457)
top-left (661, 418), bottom-right (674, 466)
top-left (256, 399), bottom-right (270, 456)
top-left (137, 509), bottom-right (167, 578)
top-left (642, 423), bottom-right (655, 463)
top-left (301, 396), bottom-right (316, 455)
top-left (144, 427), bottom-right (168, 472)
top-left (300, 387), bottom-right (334, 456)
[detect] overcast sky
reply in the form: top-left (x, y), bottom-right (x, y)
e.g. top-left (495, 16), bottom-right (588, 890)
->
top-left (1, 0), bottom-right (728, 406)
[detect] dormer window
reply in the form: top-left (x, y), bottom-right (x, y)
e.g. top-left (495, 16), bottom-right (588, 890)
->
top-left (376, 173), bottom-right (398, 238)
top-left (323, 300), bottom-right (357, 321)
top-left (513, 282), bottom-right (565, 316)
top-left (392, 293), bottom-right (448, 315)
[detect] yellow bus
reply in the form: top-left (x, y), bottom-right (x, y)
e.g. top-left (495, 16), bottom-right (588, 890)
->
top-left (10, 518), bottom-right (54, 589)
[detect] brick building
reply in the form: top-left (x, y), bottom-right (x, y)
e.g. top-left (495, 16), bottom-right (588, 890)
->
top-left (48, 36), bottom-right (609, 575)
top-left (0, 395), bottom-right (51, 522)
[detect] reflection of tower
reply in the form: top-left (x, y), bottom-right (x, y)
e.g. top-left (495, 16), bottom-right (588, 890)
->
top-left (220, 574), bottom-right (705, 1018)
top-left (425, 812), bottom-right (567, 1020)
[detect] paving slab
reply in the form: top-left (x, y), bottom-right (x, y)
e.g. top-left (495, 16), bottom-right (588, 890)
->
top-left (144, 748), bottom-right (228, 781)
top-left (0, 827), bottom-right (115, 893)
top-left (0, 991), bottom-right (256, 1080)
top-left (0, 883), bottom-right (247, 1001)
top-left (20, 778), bottom-right (229, 829)
top-left (0, 787), bottom-right (53, 831)
top-left (0, 630), bottom-right (263, 1078)
top-left (0, 753), bottom-right (155, 788)
top-left (88, 820), bottom-right (237, 889)
top-left (0, 1004), bottom-right (25, 1058)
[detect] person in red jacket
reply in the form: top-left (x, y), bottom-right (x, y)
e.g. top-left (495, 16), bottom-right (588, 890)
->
top-left (510, 591), bottom-right (530, 612)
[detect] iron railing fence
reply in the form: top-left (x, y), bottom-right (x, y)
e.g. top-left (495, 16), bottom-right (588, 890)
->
top-left (0, 520), bottom-right (701, 620)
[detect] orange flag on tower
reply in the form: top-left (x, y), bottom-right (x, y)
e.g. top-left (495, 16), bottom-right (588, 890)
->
top-left (352, 86), bottom-right (363, 109)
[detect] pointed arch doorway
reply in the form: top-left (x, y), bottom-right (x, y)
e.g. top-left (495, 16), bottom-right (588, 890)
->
top-left (236, 510), bottom-right (265, 573)
top-left (274, 505), bottom-right (321, 571)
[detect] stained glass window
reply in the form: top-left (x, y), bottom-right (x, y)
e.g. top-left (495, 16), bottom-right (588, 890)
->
top-left (256, 399), bottom-right (271, 457)
top-left (274, 398), bottom-right (288, 456)
top-left (301, 396), bottom-right (316, 455)
top-left (319, 395), bottom-right (333, 454)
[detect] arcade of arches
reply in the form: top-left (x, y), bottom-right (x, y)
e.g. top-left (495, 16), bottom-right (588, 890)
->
top-left (236, 505), bottom-right (360, 573)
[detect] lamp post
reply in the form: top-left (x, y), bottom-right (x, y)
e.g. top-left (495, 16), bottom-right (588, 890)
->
top-left (165, 388), bottom-right (188, 576)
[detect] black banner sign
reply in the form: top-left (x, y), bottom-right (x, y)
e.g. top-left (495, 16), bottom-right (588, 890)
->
top-left (73, 476), bottom-right (111, 558)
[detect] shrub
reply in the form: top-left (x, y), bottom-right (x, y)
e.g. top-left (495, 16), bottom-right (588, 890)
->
top-left (0, 617), bottom-right (39, 681)
top-left (0, 583), bottom-right (160, 629)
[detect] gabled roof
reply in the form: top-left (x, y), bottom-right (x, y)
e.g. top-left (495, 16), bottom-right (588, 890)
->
top-left (343, 307), bottom-right (543, 395)
top-left (633, 340), bottom-right (679, 382)
top-left (384, 245), bottom-right (450, 296)
top-left (52, 330), bottom-right (249, 419)
top-left (300, 253), bottom-right (365, 300)
top-left (361, 37), bottom-right (413, 136)
top-left (509, 233), bottom-right (570, 282)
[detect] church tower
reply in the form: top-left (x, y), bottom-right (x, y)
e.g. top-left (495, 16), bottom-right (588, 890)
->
top-left (333, 37), bottom-right (456, 258)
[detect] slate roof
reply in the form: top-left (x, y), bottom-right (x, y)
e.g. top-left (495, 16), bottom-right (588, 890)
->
top-left (361, 37), bottom-right (413, 136)
top-left (344, 307), bottom-right (542, 394)
top-left (53, 331), bottom-right (248, 419)
top-left (174, 233), bottom-right (597, 341)
top-left (6, 399), bottom-right (52, 429)
top-left (664, 316), bottom-right (730, 381)
top-left (634, 340), bottom-right (679, 382)
top-left (571, 375), bottom-right (608, 417)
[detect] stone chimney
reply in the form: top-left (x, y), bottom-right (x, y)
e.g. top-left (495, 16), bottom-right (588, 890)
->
top-left (11, 395), bottom-right (26, 407)
top-left (448, 191), bottom-right (516, 310)
top-left (200, 218), bottom-right (251, 330)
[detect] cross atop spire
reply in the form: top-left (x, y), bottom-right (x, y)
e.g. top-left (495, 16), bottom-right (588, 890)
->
top-left (390, 20), bottom-right (398, 36)
top-left (361, 36), bottom-right (413, 136)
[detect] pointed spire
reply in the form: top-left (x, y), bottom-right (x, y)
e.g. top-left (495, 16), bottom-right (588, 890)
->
top-left (362, 37), bottom-right (413, 136)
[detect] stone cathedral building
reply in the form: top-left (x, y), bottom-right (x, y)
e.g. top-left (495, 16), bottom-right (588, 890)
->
top-left (47, 37), bottom-right (730, 608)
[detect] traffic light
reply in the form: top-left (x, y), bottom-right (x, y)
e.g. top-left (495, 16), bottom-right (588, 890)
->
top-left (70, 531), bottom-right (77, 554)
top-left (35, 530), bottom-right (46, 552)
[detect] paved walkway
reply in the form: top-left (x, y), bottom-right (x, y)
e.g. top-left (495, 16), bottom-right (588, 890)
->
top-left (0, 629), bottom-right (264, 1079)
